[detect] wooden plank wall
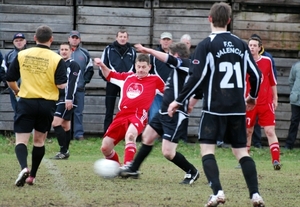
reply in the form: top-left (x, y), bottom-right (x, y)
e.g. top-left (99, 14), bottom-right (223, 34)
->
top-left (232, 0), bottom-right (300, 58)
top-left (0, 0), bottom-right (300, 145)
top-left (0, 2), bottom-right (74, 50)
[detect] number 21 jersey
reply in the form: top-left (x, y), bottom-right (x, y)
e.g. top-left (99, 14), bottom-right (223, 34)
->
top-left (176, 31), bottom-right (261, 115)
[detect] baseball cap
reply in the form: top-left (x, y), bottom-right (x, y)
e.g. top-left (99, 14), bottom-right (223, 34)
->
top-left (160, 32), bottom-right (172, 40)
top-left (13, 33), bottom-right (25, 41)
top-left (69, 30), bottom-right (81, 38)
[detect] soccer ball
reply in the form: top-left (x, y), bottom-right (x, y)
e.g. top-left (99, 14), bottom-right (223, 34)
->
top-left (94, 159), bottom-right (120, 178)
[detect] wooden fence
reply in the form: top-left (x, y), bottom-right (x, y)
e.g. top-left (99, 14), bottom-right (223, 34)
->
top-left (0, 0), bottom-right (300, 145)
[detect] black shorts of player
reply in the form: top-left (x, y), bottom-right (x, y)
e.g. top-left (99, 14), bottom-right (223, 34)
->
top-left (54, 102), bottom-right (76, 121)
top-left (14, 98), bottom-right (56, 133)
top-left (149, 111), bottom-right (188, 144)
top-left (198, 112), bottom-right (247, 148)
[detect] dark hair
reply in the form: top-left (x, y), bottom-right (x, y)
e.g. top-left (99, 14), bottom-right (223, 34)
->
top-left (209, 2), bottom-right (232, 28)
top-left (35, 25), bottom-right (53, 43)
top-left (136, 54), bottom-right (150, 64)
top-left (248, 36), bottom-right (262, 47)
top-left (169, 42), bottom-right (190, 58)
top-left (60, 42), bottom-right (71, 49)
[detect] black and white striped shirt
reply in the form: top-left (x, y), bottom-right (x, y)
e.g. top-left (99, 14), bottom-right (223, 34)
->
top-left (176, 31), bottom-right (261, 115)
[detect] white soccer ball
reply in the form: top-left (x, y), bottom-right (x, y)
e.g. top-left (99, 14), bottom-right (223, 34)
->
top-left (94, 159), bottom-right (120, 178)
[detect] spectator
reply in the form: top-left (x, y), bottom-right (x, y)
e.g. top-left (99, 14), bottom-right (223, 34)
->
top-left (285, 61), bottom-right (300, 149)
top-left (119, 42), bottom-right (201, 184)
top-left (51, 42), bottom-right (80, 159)
top-left (148, 32), bottom-right (173, 122)
top-left (100, 29), bottom-right (136, 133)
top-left (94, 54), bottom-right (164, 166)
top-left (167, 3), bottom-right (265, 206)
top-left (246, 36), bottom-right (281, 170)
top-left (250, 34), bottom-right (277, 149)
top-left (1, 33), bottom-right (27, 111)
top-left (180, 34), bottom-right (192, 51)
top-left (6, 25), bottom-right (67, 187)
top-left (68, 30), bottom-right (94, 141)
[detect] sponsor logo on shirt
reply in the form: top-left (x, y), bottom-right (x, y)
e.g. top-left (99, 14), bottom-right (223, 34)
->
top-left (126, 83), bottom-right (143, 99)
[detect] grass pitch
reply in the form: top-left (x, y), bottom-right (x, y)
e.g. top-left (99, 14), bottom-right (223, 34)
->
top-left (0, 135), bottom-right (300, 207)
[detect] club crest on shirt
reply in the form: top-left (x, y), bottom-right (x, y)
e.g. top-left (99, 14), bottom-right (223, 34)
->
top-left (126, 83), bottom-right (143, 99)
top-left (192, 59), bottom-right (200, 64)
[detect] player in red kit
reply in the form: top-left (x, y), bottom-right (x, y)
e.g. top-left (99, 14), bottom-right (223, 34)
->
top-left (246, 36), bottom-right (281, 170)
top-left (94, 54), bottom-right (165, 166)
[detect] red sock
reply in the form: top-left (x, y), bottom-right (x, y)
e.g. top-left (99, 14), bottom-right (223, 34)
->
top-left (123, 143), bottom-right (136, 165)
top-left (106, 150), bottom-right (120, 164)
top-left (269, 142), bottom-right (280, 163)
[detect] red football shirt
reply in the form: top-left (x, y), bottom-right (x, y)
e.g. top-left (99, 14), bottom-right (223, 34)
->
top-left (246, 55), bottom-right (276, 105)
top-left (107, 71), bottom-right (165, 112)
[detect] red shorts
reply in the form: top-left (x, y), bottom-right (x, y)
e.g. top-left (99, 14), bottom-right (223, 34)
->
top-left (104, 108), bottom-right (147, 145)
top-left (246, 103), bottom-right (275, 128)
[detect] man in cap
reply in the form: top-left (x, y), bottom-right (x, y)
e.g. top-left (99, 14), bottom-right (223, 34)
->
top-left (1, 33), bottom-right (27, 111)
top-left (68, 30), bottom-right (94, 140)
top-left (148, 32), bottom-right (173, 123)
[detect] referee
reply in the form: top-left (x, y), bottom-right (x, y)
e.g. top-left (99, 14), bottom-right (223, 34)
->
top-left (6, 25), bottom-right (67, 187)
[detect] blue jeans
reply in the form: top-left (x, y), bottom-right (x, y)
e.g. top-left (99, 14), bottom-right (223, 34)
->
top-left (73, 91), bottom-right (85, 138)
top-left (148, 95), bottom-right (163, 122)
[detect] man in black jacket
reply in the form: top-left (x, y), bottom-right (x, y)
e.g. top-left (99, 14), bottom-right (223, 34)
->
top-left (99, 29), bottom-right (137, 133)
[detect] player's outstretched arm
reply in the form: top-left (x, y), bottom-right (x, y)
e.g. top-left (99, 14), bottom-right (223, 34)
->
top-left (94, 58), bottom-right (111, 79)
top-left (135, 44), bottom-right (168, 63)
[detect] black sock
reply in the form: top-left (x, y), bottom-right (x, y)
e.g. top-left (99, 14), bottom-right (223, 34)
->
top-left (202, 154), bottom-right (222, 195)
top-left (240, 156), bottom-right (259, 198)
top-left (170, 151), bottom-right (197, 173)
top-left (30, 145), bottom-right (45, 178)
top-left (131, 144), bottom-right (153, 172)
top-left (15, 143), bottom-right (28, 170)
top-left (65, 130), bottom-right (71, 152)
top-left (54, 125), bottom-right (67, 153)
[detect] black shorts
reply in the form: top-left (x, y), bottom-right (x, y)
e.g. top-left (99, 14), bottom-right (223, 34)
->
top-left (14, 98), bottom-right (56, 133)
top-left (149, 112), bottom-right (188, 144)
top-left (198, 112), bottom-right (247, 148)
top-left (54, 102), bottom-right (76, 121)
